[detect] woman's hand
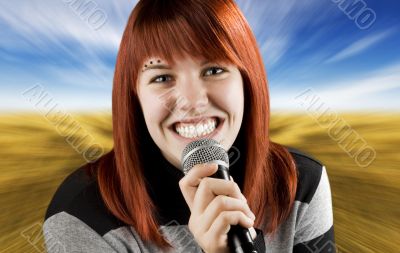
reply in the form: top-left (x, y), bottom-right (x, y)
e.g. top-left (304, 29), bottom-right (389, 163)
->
top-left (179, 163), bottom-right (257, 253)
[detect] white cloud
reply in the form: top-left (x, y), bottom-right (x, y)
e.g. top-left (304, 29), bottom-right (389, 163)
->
top-left (260, 36), bottom-right (290, 67)
top-left (0, 0), bottom-right (133, 52)
top-left (325, 29), bottom-right (394, 63)
top-left (318, 63), bottom-right (400, 99)
top-left (0, 0), bottom-right (139, 90)
top-left (240, 0), bottom-right (325, 68)
top-left (271, 62), bottom-right (400, 111)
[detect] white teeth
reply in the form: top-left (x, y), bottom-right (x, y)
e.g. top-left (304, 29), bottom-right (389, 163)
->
top-left (175, 118), bottom-right (218, 139)
top-left (196, 124), bottom-right (204, 136)
top-left (189, 125), bottom-right (195, 136)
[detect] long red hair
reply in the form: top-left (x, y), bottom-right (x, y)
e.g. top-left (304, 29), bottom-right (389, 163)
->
top-left (87, 0), bottom-right (297, 250)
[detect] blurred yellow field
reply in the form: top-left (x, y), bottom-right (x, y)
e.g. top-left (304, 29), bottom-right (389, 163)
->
top-left (0, 112), bottom-right (399, 252)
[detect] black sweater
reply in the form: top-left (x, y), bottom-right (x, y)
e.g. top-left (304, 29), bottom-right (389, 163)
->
top-left (43, 145), bottom-right (335, 252)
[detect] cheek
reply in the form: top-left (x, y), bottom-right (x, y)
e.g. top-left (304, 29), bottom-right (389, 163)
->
top-left (139, 90), bottom-right (172, 131)
top-left (210, 78), bottom-right (244, 115)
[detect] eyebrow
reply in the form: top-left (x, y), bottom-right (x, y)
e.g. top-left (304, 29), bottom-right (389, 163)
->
top-left (142, 60), bottom-right (211, 73)
top-left (142, 64), bottom-right (171, 72)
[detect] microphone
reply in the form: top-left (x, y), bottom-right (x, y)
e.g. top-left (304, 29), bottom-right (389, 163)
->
top-left (181, 138), bottom-right (258, 253)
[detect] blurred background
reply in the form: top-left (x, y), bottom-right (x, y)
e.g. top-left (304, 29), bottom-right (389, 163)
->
top-left (0, 0), bottom-right (399, 252)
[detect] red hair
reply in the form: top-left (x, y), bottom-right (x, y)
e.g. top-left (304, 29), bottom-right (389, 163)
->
top-left (87, 0), bottom-right (297, 250)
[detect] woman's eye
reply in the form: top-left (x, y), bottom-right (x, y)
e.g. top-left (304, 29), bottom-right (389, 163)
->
top-left (151, 75), bottom-right (172, 83)
top-left (204, 67), bottom-right (225, 76)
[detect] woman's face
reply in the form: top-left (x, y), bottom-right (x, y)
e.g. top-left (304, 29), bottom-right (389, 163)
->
top-left (137, 55), bottom-right (244, 169)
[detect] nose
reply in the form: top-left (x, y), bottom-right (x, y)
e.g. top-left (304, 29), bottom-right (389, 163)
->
top-left (175, 80), bottom-right (209, 116)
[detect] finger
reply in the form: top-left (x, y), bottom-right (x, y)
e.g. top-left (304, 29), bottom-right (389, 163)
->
top-left (230, 175), bottom-right (248, 203)
top-left (192, 177), bottom-right (246, 214)
top-left (249, 227), bottom-right (257, 240)
top-left (201, 195), bottom-right (255, 232)
top-left (207, 211), bottom-right (254, 238)
top-left (178, 163), bottom-right (218, 210)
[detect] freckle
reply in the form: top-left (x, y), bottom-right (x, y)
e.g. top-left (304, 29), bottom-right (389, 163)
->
top-left (157, 60), bottom-right (161, 63)
top-left (150, 61), bottom-right (153, 64)
top-left (145, 64), bottom-right (147, 67)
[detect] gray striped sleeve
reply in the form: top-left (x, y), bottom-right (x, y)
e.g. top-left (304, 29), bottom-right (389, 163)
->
top-left (294, 166), bottom-right (334, 245)
top-left (43, 212), bottom-right (120, 253)
top-left (43, 212), bottom-right (205, 253)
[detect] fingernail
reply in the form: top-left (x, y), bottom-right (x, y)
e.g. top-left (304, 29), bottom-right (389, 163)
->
top-left (249, 212), bottom-right (256, 220)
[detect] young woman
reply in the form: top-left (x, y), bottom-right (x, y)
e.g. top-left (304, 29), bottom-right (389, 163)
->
top-left (44, 0), bottom-right (335, 252)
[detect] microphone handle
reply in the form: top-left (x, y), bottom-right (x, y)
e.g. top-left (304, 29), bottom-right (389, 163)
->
top-left (210, 165), bottom-right (258, 253)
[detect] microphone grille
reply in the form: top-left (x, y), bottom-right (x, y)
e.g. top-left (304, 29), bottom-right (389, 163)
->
top-left (181, 138), bottom-right (229, 175)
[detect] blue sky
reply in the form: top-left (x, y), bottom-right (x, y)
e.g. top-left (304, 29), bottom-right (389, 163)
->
top-left (1, 0), bottom-right (399, 111)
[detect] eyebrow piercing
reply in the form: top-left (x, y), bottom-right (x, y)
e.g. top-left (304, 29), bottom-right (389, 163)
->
top-left (142, 60), bottom-right (161, 72)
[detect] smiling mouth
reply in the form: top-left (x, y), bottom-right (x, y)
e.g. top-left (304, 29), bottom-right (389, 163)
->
top-left (170, 117), bottom-right (222, 139)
